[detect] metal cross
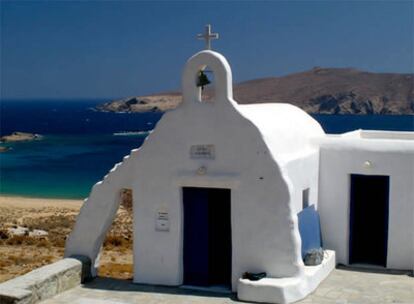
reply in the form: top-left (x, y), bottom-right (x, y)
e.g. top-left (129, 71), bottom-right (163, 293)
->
top-left (197, 24), bottom-right (219, 50)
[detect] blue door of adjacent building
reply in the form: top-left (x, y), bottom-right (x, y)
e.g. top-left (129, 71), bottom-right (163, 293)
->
top-left (349, 174), bottom-right (389, 267)
top-left (183, 187), bottom-right (231, 288)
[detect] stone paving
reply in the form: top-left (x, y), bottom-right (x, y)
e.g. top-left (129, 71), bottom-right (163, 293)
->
top-left (41, 267), bottom-right (414, 304)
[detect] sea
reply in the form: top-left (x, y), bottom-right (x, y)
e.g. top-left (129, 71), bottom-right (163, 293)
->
top-left (1, 99), bottom-right (413, 199)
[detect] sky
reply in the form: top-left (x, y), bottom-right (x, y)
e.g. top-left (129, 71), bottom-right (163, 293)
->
top-left (1, 0), bottom-right (413, 100)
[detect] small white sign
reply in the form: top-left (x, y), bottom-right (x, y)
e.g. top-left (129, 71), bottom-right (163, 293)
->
top-left (156, 209), bottom-right (170, 231)
top-left (190, 144), bottom-right (215, 159)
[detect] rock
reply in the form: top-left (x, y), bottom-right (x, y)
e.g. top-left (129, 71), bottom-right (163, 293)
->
top-left (29, 229), bottom-right (48, 237)
top-left (7, 226), bottom-right (29, 236)
top-left (0, 230), bottom-right (9, 239)
top-left (96, 95), bottom-right (182, 113)
top-left (6, 226), bottom-right (48, 237)
top-left (0, 132), bottom-right (42, 143)
top-left (304, 248), bottom-right (324, 266)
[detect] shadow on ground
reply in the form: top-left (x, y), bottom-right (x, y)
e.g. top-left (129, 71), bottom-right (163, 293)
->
top-left (85, 277), bottom-right (240, 300)
top-left (337, 264), bottom-right (414, 277)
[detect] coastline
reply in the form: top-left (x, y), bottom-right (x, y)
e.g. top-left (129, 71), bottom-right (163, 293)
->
top-left (0, 195), bottom-right (83, 209)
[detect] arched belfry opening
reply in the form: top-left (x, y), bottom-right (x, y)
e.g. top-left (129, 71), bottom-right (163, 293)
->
top-left (182, 51), bottom-right (233, 106)
top-left (196, 65), bottom-right (215, 103)
top-left (181, 24), bottom-right (233, 106)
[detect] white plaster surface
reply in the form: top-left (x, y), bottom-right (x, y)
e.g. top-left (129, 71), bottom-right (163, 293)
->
top-left (318, 132), bottom-right (414, 271)
top-left (237, 250), bottom-right (336, 304)
top-left (65, 155), bottom-right (134, 275)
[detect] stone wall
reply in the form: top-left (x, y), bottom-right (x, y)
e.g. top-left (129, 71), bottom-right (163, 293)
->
top-left (0, 258), bottom-right (82, 304)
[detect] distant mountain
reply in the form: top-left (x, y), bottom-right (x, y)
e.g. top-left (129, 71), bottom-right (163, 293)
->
top-left (97, 68), bottom-right (414, 115)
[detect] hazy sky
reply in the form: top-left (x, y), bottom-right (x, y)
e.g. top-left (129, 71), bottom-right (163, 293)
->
top-left (1, 0), bottom-right (413, 99)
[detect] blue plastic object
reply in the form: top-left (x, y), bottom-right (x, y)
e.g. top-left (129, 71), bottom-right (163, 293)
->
top-left (298, 205), bottom-right (323, 259)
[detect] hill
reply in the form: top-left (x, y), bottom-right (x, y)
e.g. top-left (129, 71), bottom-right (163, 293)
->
top-left (97, 68), bottom-right (414, 115)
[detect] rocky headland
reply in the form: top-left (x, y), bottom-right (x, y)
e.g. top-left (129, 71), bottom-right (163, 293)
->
top-left (96, 94), bottom-right (181, 113)
top-left (97, 68), bottom-right (414, 115)
top-left (0, 132), bottom-right (42, 143)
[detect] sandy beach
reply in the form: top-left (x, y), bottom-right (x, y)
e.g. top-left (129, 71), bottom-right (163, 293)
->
top-left (0, 194), bottom-right (133, 283)
top-left (0, 195), bottom-right (83, 209)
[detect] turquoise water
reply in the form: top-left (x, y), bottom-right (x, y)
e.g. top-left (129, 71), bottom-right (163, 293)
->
top-left (0, 100), bottom-right (161, 199)
top-left (0, 134), bottom-right (150, 199)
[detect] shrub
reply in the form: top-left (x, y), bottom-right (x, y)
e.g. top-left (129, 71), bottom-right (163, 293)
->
top-left (0, 230), bottom-right (9, 240)
top-left (104, 235), bottom-right (126, 248)
top-left (36, 238), bottom-right (51, 248)
top-left (6, 235), bottom-right (36, 246)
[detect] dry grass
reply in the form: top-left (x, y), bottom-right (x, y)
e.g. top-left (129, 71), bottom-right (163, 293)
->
top-left (98, 262), bottom-right (133, 280)
top-left (0, 245), bottom-right (63, 281)
top-left (103, 234), bottom-right (132, 249)
top-left (22, 214), bottom-right (75, 230)
top-left (0, 195), bottom-right (133, 283)
top-left (4, 235), bottom-right (39, 246)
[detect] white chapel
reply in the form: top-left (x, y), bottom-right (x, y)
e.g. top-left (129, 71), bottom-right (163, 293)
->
top-left (65, 25), bottom-right (414, 304)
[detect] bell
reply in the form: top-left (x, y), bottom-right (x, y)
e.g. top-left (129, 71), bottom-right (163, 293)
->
top-left (196, 70), bottom-right (211, 90)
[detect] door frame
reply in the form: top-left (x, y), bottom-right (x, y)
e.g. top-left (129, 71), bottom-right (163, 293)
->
top-left (348, 174), bottom-right (390, 267)
top-left (179, 183), bottom-right (233, 288)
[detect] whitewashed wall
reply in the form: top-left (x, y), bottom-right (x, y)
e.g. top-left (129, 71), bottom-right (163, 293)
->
top-left (318, 136), bottom-right (414, 271)
top-left (284, 152), bottom-right (320, 214)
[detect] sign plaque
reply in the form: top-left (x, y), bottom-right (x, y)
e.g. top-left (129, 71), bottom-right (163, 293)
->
top-left (190, 144), bottom-right (215, 159)
top-left (155, 209), bottom-right (170, 231)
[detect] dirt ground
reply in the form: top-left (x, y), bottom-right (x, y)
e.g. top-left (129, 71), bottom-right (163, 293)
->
top-left (0, 193), bottom-right (133, 283)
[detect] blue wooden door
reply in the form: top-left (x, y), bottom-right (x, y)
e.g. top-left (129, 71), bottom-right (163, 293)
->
top-left (183, 187), bottom-right (231, 287)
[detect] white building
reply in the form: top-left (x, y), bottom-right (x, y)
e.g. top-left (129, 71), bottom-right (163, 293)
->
top-left (65, 31), bottom-right (414, 304)
top-left (319, 130), bottom-right (414, 271)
